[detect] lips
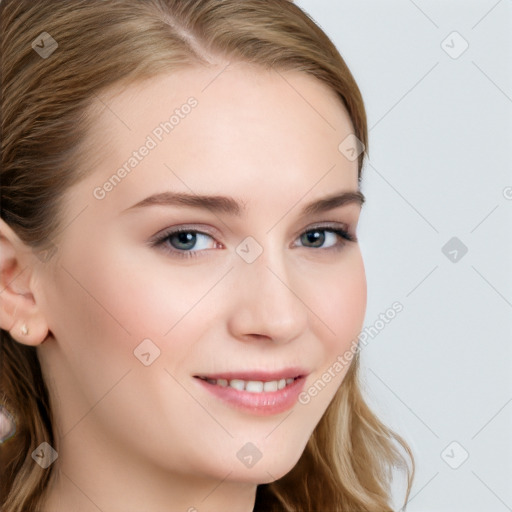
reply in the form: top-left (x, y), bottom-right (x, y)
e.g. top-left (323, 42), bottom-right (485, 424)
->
top-left (193, 368), bottom-right (308, 414)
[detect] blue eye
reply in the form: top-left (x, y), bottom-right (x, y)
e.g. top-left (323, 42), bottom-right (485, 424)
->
top-left (163, 230), bottom-right (216, 252)
top-left (152, 225), bottom-right (355, 259)
top-left (298, 228), bottom-right (353, 249)
top-left (151, 228), bottom-right (217, 259)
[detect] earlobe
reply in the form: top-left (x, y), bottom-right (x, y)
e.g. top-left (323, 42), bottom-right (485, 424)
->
top-left (8, 317), bottom-right (49, 346)
top-left (6, 307), bottom-right (49, 346)
top-left (0, 218), bottom-right (50, 346)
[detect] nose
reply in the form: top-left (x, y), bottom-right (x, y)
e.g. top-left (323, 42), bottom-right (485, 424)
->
top-left (226, 245), bottom-right (309, 345)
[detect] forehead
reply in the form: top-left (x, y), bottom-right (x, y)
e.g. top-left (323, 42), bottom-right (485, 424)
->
top-left (71, 63), bottom-right (359, 215)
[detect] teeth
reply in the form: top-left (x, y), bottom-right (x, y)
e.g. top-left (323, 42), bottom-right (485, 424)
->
top-left (245, 381), bottom-right (264, 393)
top-left (263, 380), bottom-right (278, 392)
top-left (200, 376), bottom-right (297, 393)
top-left (230, 379), bottom-right (245, 391)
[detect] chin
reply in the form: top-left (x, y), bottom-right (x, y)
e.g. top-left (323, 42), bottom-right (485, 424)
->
top-left (223, 450), bottom-right (304, 485)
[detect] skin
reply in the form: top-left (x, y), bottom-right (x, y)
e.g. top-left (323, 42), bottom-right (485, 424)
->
top-left (0, 61), bottom-right (366, 512)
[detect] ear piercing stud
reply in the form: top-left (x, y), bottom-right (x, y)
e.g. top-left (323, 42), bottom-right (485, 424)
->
top-left (20, 324), bottom-right (29, 336)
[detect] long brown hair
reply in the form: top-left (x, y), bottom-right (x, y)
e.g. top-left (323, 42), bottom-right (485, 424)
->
top-left (0, 1), bottom-right (414, 510)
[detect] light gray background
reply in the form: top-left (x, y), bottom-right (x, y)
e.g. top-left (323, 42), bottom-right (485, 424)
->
top-left (295, 1), bottom-right (512, 511)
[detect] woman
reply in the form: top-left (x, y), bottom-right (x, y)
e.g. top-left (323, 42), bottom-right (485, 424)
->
top-left (0, 0), bottom-right (414, 510)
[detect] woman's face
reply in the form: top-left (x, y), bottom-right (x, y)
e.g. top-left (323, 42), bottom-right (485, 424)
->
top-left (35, 62), bottom-right (366, 506)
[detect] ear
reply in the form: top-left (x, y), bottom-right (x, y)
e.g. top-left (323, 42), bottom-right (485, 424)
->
top-left (0, 218), bottom-right (49, 346)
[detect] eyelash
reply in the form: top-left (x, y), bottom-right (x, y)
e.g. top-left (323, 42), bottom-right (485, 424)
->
top-left (151, 224), bottom-right (356, 260)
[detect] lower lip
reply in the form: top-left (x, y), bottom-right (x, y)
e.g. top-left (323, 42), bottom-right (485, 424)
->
top-left (194, 377), bottom-right (306, 416)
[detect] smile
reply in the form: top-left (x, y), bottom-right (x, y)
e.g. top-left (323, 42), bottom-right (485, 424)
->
top-left (196, 376), bottom-right (298, 393)
top-left (193, 370), bottom-right (308, 415)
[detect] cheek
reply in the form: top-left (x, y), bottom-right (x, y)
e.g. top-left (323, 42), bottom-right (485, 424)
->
top-left (299, 250), bottom-right (366, 407)
top-left (94, 255), bottom-right (231, 348)
top-left (42, 263), bottom-right (134, 385)
top-left (40, 244), bottom-right (209, 438)
top-left (315, 251), bottom-right (367, 353)
top-left (46, 245), bottom-right (231, 386)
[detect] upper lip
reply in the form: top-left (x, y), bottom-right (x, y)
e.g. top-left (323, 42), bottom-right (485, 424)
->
top-left (194, 367), bottom-right (309, 382)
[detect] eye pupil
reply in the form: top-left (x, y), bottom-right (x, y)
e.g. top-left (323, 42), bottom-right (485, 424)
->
top-left (302, 230), bottom-right (324, 247)
top-left (172, 231), bottom-right (196, 249)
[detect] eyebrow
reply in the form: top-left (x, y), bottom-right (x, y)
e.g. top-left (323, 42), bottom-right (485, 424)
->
top-left (123, 189), bottom-right (365, 217)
